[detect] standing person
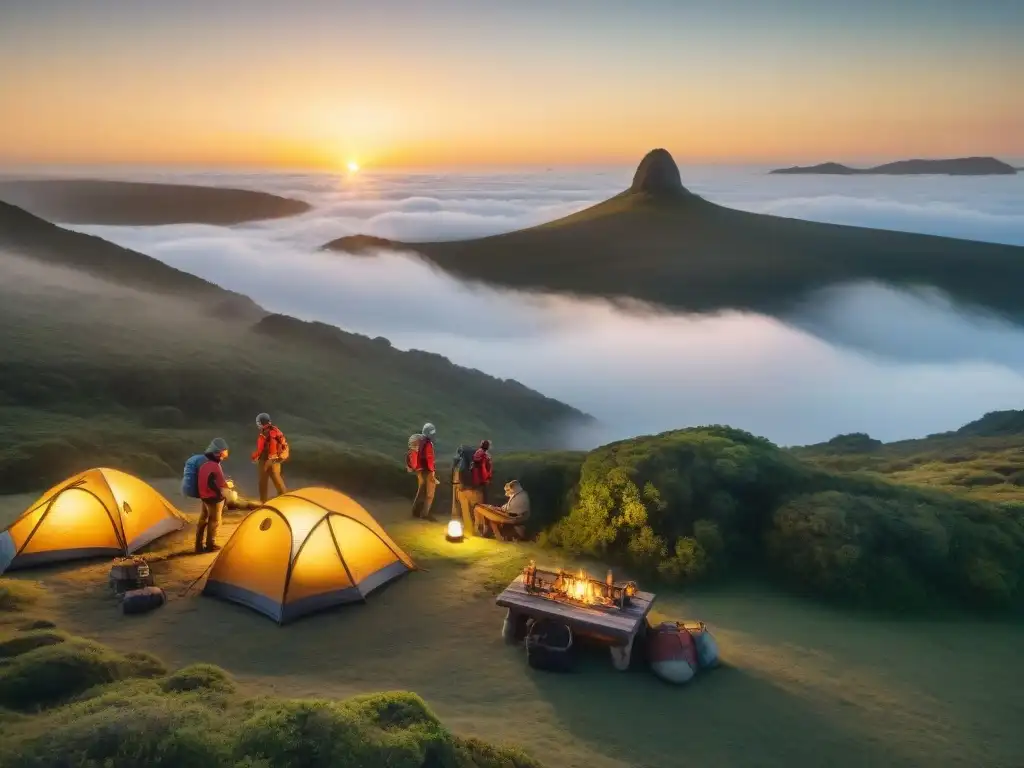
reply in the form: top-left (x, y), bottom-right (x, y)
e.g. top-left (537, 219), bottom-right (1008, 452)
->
top-left (251, 413), bottom-right (289, 504)
top-left (472, 439), bottom-right (493, 502)
top-left (196, 438), bottom-right (230, 553)
top-left (410, 422), bottom-right (438, 521)
top-left (455, 440), bottom-right (492, 537)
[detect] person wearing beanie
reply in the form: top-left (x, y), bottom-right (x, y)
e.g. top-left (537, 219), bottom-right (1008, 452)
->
top-left (196, 437), bottom-right (230, 553)
top-left (411, 422), bottom-right (438, 520)
top-left (251, 413), bottom-right (288, 504)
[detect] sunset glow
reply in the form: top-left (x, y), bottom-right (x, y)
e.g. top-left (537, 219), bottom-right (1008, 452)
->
top-left (0, 1), bottom-right (1020, 170)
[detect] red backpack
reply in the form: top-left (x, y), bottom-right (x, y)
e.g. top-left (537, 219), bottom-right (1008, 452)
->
top-left (406, 433), bottom-right (425, 472)
top-left (262, 426), bottom-right (290, 462)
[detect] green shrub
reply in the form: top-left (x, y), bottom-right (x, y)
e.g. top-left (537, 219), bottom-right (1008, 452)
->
top-left (0, 691), bottom-right (230, 767)
top-left (533, 426), bottom-right (1024, 612)
top-left (17, 619), bottom-right (57, 631)
top-left (0, 634), bottom-right (540, 768)
top-left (0, 580), bottom-right (44, 612)
top-left (162, 663), bottom-right (236, 694)
top-left (0, 638), bottom-right (167, 711)
top-left (765, 490), bottom-right (1024, 609)
top-left (0, 630), bottom-right (68, 659)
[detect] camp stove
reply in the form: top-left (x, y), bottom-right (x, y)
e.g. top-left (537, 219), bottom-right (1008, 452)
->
top-left (108, 556), bottom-right (155, 595)
top-left (521, 561), bottom-right (637, 611)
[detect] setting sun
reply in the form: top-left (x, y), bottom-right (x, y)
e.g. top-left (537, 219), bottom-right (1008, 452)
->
top-left (347, 161), bottom-right (360, 173)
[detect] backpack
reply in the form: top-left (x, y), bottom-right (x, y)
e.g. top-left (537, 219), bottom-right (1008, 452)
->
top-left (262, 426), bottom-right (290, 462)
top-left (453, 445), bottom-right (475, 487)
top-left (406, 433), bottom-right (426, 472)
top-left (181, 454), bottom-right (206, 498)
top-left (525, 619), bottom-right (575, 673)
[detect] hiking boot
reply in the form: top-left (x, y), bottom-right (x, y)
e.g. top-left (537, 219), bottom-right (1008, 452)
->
top-left (424, 514), bottom-right (438, 522)
top-left (205, 544), bottom-right (222, 553)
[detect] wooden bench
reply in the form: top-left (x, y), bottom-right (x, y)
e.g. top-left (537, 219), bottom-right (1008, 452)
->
top-left (495, 574), bottom-right (656, 670)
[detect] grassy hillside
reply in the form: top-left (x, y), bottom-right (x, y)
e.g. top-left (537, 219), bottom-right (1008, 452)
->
top-left (0, 201), bottom-right (589, 493)
top-left (327, 149), bottom-right (1024, 324)
top-left (791, 410), bottom-right (1024, 503)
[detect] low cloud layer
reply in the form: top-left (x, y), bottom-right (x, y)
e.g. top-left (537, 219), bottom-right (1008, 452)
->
top-left (70, 166), bottom-right (1024, 446)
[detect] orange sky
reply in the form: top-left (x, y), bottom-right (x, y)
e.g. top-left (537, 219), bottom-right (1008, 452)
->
top-left (1, 2), bottom-right (1021, 170)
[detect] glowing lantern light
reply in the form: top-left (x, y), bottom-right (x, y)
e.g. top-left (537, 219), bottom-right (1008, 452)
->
top-left (446, 518), bottom-right (464, 543)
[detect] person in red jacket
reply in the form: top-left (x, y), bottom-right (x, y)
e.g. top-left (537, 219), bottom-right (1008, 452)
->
top-left (411, 422), bottom-right (438, 521)
top-left (252, 413), bottom-right (288, 503)
top-left (472, 440), bottom-right (493, 500)
top-left (196, 437), bottom-right (230, 553)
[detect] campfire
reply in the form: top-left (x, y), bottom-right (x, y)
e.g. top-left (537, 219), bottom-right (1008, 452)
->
top-left (521, 560), bottom-right (638, 610)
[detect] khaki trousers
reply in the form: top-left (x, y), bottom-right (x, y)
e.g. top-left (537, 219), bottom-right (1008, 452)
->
top-left (412, 471), bottom-right (438, 518)
top-left (456, 486), bottom-right (484, 536)
top-left (196, 499), bottom-right (224, 550)
top-left (257, 458), bottom-right (287, 503)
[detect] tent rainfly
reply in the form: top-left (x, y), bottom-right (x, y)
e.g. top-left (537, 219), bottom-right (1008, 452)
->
top-left (0, 468), bottom-right (187, 574)
top-left (203, 487), bottom-right (416, 623)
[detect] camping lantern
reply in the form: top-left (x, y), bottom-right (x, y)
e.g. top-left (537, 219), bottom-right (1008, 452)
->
top-left (446, 518), bottom-right (464, 543)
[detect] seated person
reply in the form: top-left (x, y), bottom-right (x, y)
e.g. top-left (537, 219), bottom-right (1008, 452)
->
top-left (473, 480), bottom-right (530, 540)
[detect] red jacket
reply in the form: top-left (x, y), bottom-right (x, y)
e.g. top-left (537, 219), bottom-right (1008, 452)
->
top-left (198, 457), bottom-right (227, 501)
top-left (419, 439), bottom-right (436, 473)
top-left (472, 448), bottom-right (493, 486)
top-left (252, 426), bottom-right (285, 462)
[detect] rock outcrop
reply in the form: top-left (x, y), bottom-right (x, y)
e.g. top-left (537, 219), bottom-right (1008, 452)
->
top-left (630, 149), bottom-right (694, 198)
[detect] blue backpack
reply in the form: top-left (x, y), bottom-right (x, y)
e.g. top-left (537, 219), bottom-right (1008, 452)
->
top-left (181, 454), bottom-right (207, 498)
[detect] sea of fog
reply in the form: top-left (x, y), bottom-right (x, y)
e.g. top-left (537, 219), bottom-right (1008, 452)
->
top-left (66, 165), bottom-right (1024, 447)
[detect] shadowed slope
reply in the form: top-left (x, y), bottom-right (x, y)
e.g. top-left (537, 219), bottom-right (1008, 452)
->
top-left (0, 200), bottom-right (262, 318)
top-left (0, 178), bottom-right (311, 225)
top-left (325, 150), bottom-right (1024, 321)
top-left (0, 201), bottom-right (590, 491)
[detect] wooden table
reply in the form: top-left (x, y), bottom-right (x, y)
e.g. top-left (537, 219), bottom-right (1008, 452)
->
top-left (495, 575), bottom-right (656, 670)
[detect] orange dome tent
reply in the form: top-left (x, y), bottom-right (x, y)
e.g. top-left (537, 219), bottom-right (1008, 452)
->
top-left (203, 487), bottom-right (416, 623)
top-left (0, 468), bottom-right (187, 574)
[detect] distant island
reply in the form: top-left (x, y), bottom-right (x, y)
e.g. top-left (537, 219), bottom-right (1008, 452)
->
top-left (323, 234), bottom-right (402, 254)
top-left (0, 178), bottom-right (312, 225)
top-left (770, 157), bottom-right (1017, 176)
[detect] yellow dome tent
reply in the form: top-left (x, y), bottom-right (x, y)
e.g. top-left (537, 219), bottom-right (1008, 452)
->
top-left (203, 487), bottom-right (416, 623)
top-left (0, 468), bottom-right (187, 574)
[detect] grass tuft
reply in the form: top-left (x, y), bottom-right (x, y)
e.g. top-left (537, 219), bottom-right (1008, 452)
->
top-left (0, 629), bottom-right (68, 659)
top-left (0, 638), bottom-right (167, 711)
top-left (0, 579), bottom-right (45, 613)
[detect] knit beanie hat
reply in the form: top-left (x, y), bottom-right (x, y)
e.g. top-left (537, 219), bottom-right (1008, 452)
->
top-left (206, 437), bottom-right (229, 455)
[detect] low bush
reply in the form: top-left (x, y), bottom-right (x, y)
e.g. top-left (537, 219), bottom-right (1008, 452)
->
top-left (0, 629), bottom-right (68, 659)
top-left (0, 580), bottom-right (44, 613)
top-left (0, 638), bottom-right (167, 711)
top-left (538, 426), bottom-right (1024, 611)
top-left (0, 635), bottom-right (544, 768)
top-left (162, 663), bottom-right (236, 695)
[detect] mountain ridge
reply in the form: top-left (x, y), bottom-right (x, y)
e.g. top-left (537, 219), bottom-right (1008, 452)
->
top-left (0, 178), bottom-right (311, 225)
top-left (770, 157), bottom-right (1016, 176)
top-left (323, 149), bottom-right (1024, 326)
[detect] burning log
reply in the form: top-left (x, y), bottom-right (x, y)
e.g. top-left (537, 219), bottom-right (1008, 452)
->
top-left (522, 561), bottom-right (637, 610)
